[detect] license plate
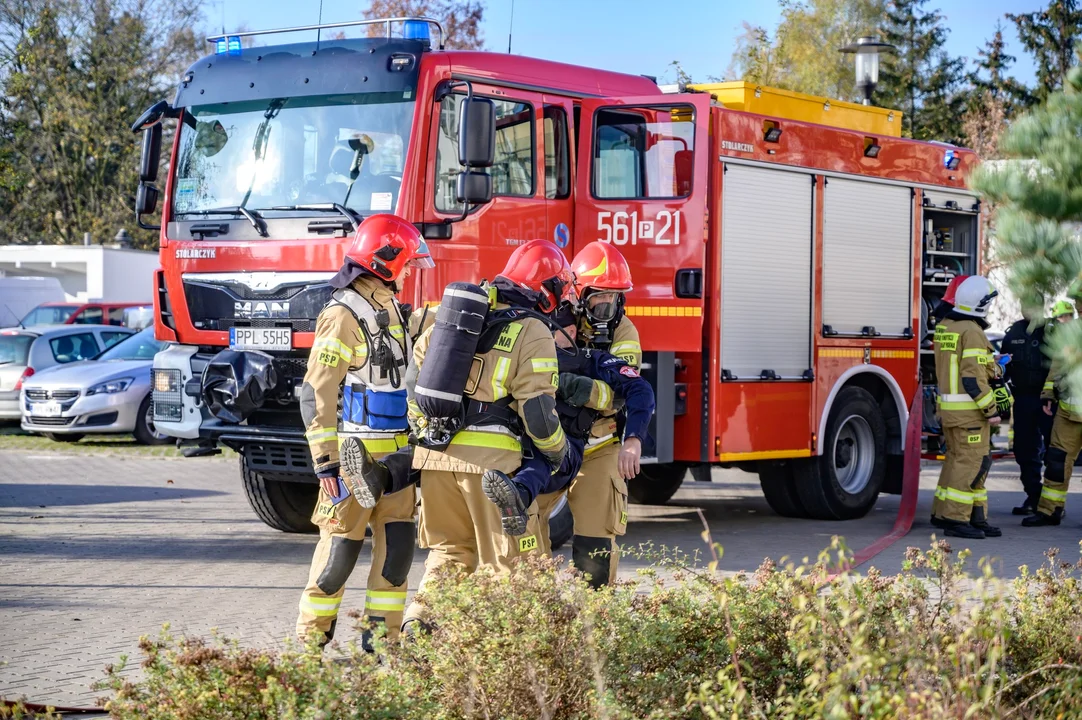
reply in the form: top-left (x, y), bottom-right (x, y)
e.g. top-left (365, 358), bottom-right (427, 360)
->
top-left (230, 327), bottom-right (292, 351)
top-left (36, 401), bottom-right (62, 417)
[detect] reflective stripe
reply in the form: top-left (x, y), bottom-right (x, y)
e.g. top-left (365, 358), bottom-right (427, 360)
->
top-left (950, 355), bottom-right (959, 395)
top-left (962, 349), bottom-right (990, 359)
top-left (934, 486), bottom-right (975, 505)
top-left (976, 393), bottom-right (994, 409)
top-left (938, 394), bottom-right (979, 411)
top-left (1044, 381), bottom-right (1055, 392)
top-left (531, 358), bottom-right (559, 373)
top-left (1042, 487), bottom-right (1068, 502)
top-left (354, 437), bottom-right (405, 454)
top-left (389, 324), bottom-right (405, 339)
top-left (306, 427), bottom-right (338, 443)
top-left (364, 590), bottom-right (407, 612)
top-left (449, 429), bottom-right (522, 452)
top-left (593, 379), bottom-right (612, 410)
top-left (533, 424), bottom-right (565, 451)
top-left (492, 357), bottom-right (512, 400)
top-left (416, 385), bottom-right (462, 402)
top-left (585, 436), bottom-right (619, 456)
top-left (313, 338), bottom-right (353, 361)
top-left (609, 341), bottom-right (641, 357)
top-left (299, 595), bottom-right (342, 617)
top-left (972, 490), bottom-right (988, 503)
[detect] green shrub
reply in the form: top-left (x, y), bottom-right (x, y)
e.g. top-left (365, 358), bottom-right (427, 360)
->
top-left (91, 539), bottom-right (1082, 719)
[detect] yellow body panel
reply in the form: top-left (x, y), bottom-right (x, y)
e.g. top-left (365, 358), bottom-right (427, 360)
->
top-left (689, 81), bottom-right (902, 138)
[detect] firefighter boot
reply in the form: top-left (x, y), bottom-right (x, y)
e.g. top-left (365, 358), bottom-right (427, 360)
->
top-left (970, 506), bottom-right (1002, 537)
top-left (341, 436), bottom-right (390, 509)
top-left (1021, 507), bottom-right (1064, 527)
top-left (1012, 496), bottom-right (1039, 516)
top-left (940, 519), bottom-right (986, 539)
top-left (482, 469), bottom-right (531, 536)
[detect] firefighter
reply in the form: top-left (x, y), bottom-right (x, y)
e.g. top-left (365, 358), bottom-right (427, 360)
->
top-left (931, 274), bottom-right (970, 325)
top-left (534, 241), bottom-right (642, 587)
top-left (931, 275), bottom-right (1008, 539)
top-left (401, 239), bottom-right (573, 632)
top-left (483, 318), bottom-right (655, 558)
top-left (1025, 296), bottom-right (1082, 527)
top-left (1001, 309), bottom-right (1054, 515)
top-left (295, 214), bottom-right (434, 650)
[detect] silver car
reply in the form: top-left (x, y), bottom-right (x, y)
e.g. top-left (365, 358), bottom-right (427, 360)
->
top-left (20, 327), bottom-right (168, 444)
top-left (0, 324), bottom-right (135, 421)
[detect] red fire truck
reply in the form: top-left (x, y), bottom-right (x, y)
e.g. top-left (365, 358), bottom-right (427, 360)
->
top-left (136, 17), bottom-right (980, 531)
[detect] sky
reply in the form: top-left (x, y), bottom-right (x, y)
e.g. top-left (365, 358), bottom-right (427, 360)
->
top-left (208, 0), bottom-right (1045, 87)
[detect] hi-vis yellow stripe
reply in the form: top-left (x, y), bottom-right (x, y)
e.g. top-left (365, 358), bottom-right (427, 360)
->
top-left (624, 306), bottom-right (702, 317)
top-left (717, 449), bottom-right (812, 462)
top-left (818, 349), bottom-right (915, 359)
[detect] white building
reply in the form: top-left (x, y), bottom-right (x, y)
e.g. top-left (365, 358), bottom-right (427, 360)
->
top-left (0, 244), bottom-right (159, 303)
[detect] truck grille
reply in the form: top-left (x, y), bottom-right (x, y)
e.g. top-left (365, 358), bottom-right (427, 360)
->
top-left (25, 389), bottom-right (80, 401)
top-left (218, 319), bottom-right (316, 332)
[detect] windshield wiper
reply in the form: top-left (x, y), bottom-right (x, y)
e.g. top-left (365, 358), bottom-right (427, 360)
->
top-left (264, 204), bottom-right (360, 232)
top-left (180, 206), bottom-right (267, 237)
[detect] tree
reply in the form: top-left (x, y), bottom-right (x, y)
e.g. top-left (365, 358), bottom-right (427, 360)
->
top-left (968, 22), bottom-right (1034, 116)
top-left (877, 0), bottom-right (968, 141)
top-left (972, 52), bottom-right (1082, 392)
top-left (0, 0), bottom-right (202, 248)
top-left (1008, 0), bottom-right (1082, 103)
top-left (726, 22), bottom-right (785, 86)
top-left (363, 0), bottom-right (483, 50)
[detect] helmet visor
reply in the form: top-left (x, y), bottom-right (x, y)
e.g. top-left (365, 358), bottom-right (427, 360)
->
top-left (584, 290), bottom-right (622, 323)
top-left (409, 238), bottom-right (435, 270)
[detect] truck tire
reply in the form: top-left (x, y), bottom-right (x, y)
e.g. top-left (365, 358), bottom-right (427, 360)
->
top-left (548, 494), bottom-right (573, 551)
top-left (240, 456), bottom-right (318, 533)
top-left (758, 461), bottom-right (809, 518)
top-left (793, 386), bottom-right (885, 520)
top-left (628, 463), bottom-right (687, 505)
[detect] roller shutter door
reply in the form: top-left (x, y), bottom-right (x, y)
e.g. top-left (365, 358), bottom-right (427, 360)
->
top-left (720, 164), bottom-right (813, 379)
top-left (822, 178), bottom-right (912, 337)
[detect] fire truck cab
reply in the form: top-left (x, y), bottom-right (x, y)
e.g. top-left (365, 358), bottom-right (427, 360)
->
top-left (137, 17), bottom-right (980, 531)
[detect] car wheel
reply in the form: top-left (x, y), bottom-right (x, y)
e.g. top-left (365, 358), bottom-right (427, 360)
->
top-left (548, 494), bottom-right (573, 551)
top-left (45, 433), bottom-right (84, 443)
top-left (133, 395), bottom-right (171, 445)
top-left (792, 386), bottom-right (886, 520)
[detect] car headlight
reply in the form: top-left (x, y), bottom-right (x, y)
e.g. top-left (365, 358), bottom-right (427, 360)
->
top-left (87, 377), bottom-right (134, 396)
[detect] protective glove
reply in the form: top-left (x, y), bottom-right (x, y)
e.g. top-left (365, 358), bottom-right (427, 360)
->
top-left (990, 377), bottom-right (1012, 421)
top-left (558, 372), bottom-right (594, 407)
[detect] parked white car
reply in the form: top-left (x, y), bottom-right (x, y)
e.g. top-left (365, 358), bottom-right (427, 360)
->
top-left (20, 327), bottom-right (168, 444)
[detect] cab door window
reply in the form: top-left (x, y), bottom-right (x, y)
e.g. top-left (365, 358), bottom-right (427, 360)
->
top-left (592, 106), bottom-right (696, 199)
top-left (543, 106), bottom-right (570, 200)
top-left (435, 94), bottom-right (535, 212)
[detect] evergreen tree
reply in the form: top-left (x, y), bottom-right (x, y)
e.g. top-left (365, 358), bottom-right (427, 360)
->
top-left (878, 0), bottom-right (967, 141)
top-left (969, 22), bottom-right (1034, 115)
top-left (972, 52), bottom-right (1082, 395)
top-left (1008, 0), bottom-right (1082, 103)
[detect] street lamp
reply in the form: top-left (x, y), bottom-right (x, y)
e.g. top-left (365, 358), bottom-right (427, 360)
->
top-left (839, 36), bottom-right (895, 106)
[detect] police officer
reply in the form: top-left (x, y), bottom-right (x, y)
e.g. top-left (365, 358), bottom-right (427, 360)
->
top-left (1025, 297), bottom-right (1082, 527)
top-left (931, 275), bottom-right (1008, 539)
top-left (296, 214), bottom-right (434, 649)
top-left (1001, 309), bottom-right (1054, 515)
top-left (402, 239), bottom-right (572, 631)
top-left (535, 242), bottom-right (642, 587)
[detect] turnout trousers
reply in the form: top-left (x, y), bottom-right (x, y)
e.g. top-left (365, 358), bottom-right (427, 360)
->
top-left (403, 469), bottom-right (544, 627)
top-left (1038, 414), bottom-right (1082, 515)
top-left (296, 440), bottom-right (416, 647)
top-left (932, 424), bottom-right (992, 524)
top-left (536, 438), bottom-right (629, 588)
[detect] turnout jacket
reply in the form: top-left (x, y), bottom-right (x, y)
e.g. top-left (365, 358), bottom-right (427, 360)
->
top-left (1042, 351), bottom-right (1082, 422)
top-left (934, 316), bottom-right (1000, 428)
top-left (582, 315), bottom-right (642, 439)
top-left (557, 347), bottom-right (654, 443)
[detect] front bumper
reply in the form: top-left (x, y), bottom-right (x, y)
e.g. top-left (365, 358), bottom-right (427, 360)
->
top-left (21, 389), bottom-right (143, 434)
top-left (151, 345), bottom-right (204, 439)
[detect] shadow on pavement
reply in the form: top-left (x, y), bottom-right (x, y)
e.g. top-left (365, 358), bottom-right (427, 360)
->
top-left (0, 484), bottom-right (227, 507)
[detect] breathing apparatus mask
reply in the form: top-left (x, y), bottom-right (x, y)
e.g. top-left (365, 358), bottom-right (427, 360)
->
top-left (578, 288), bottom-right (625, 345)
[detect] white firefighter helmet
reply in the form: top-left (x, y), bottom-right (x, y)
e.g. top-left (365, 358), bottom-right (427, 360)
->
top-left (952, 275), bottom-right (998, 318)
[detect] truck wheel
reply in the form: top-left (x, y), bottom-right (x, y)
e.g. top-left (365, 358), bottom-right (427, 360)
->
top-left (628, 463), bottom-right (687, 505)
top-left (548, 494), bottom-right (573, 551)
top-left (758, 461), bottom-right (808, 518)
top-left (793, 386), bottom-right (885, 520)
top-left (241, 456), bottom-right (318, 533)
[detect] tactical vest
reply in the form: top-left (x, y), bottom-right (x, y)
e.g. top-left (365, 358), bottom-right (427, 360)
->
top-left (330, 287), bottom-right (411, 436)
top-left (1004, 321), bottom-right (1049, 395)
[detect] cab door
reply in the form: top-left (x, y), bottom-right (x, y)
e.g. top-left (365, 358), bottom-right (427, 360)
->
top-left (573, 95), bottom-right (711, 352)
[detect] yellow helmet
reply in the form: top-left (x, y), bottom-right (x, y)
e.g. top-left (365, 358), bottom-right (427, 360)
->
top-left (1052, 299), bottom-right (1076, 319)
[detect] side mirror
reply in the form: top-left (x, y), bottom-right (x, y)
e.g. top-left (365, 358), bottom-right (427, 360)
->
top-left (140, 124), bottom-right (162, 183)
top-left (131, 99), bottom-right (173, 133)
top-left (458, 97), bottom-right (495, 168)
top-left (456, 171), bottom-right (493, 205)
top-left (136, 183), bottom-right (159, 216)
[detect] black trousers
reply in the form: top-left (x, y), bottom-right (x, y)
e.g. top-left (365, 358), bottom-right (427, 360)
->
top-left (1013, 393), bottom-right (1055, 500)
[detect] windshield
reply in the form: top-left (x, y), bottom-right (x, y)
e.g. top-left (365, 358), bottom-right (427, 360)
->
top-left (0, 334), bottom-right (33, 365)
top-left (173, 92), bottom-right (416, 221)
top-left (95, 328), bottom-right (163, 361)
top-left (21, 304), bottom-right (78, 325)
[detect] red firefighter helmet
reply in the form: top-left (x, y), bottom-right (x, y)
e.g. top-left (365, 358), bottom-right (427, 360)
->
top-left (342, 213), bottom-right (434, 283)
top-left (571, 241), bottom-right (633, 293)
top-left (497, 239), bottom-right (577, 314)
top-left (942, 274), bottom-right (969, 306)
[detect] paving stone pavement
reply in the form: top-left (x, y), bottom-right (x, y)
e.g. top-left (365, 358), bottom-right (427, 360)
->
top-left (2, 449), bottom-right (1080, 708)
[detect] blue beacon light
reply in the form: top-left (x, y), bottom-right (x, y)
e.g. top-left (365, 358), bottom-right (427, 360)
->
top-left (403, 20), bottom-right (430, 41)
